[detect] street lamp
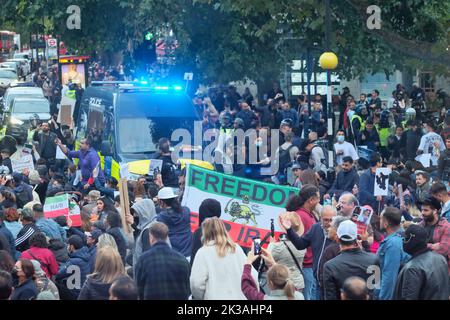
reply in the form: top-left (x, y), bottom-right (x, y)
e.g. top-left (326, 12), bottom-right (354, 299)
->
top-left (321, 0), bottom-right (338, 176)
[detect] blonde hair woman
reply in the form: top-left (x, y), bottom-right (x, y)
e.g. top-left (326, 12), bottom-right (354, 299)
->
top-left (242, 247), bottom-right (304, 300)
top-left (267, 212), bottom-right (306, 291)
top-left (190, 217), bottom-right (258, 300)
top-left (78, 246), bottom-right (125, 300)
top-left (97, 233), bottom-right (118, 251)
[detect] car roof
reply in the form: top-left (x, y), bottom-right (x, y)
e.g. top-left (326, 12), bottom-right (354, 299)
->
top-left (13, 97), bottom-right (49, 102)
top-left (6, 87), bottom-right (43, 94)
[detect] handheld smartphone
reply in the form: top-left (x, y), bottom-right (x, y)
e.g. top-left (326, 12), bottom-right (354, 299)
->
top-left (270, 219), bottom-right (275, 238)
top-left (253, 238), bottom-right (261, 255)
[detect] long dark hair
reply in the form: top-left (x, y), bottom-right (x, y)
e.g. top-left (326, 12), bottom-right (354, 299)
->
top-left (285, 185), bottom-right (319, 211)
top-left (161, 197), bottom-right (182, 213)
top-left (0, 250), bottom-right (14, 273)
top-left (19, 259), bottom-right (36, 281)
top-left (98, 197), bottom-right (118, 214)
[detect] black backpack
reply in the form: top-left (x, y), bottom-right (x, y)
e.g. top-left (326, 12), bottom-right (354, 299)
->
top-left (312, 143), bottom-right (329, 170)
top-left (278, 145), bottom-right (295, 174)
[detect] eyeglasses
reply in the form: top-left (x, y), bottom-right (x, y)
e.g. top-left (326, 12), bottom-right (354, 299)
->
top-left (322, 218), bottom-right (333, 222)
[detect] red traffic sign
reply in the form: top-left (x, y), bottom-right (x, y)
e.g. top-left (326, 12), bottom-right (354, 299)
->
top-left (47, 38), bottom-right (57, 47)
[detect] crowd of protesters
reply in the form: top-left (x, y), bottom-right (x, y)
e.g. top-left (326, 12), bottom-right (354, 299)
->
top-left (0, 56), bottom-right (448, 301)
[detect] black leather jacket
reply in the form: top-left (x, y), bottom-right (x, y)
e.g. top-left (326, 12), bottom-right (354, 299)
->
top-left (323, 247), bottom-right (380, 300)
top-left (394, 250), bottom-right (449, 300)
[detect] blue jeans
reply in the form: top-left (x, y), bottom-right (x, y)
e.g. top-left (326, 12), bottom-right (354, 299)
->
top-left (303, 268), bottom-right (317, 300)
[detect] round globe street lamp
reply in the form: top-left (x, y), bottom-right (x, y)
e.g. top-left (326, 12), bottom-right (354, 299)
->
top-left (319, 52), bottom-right (338, 70)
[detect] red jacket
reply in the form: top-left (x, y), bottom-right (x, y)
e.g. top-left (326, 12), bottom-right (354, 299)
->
top-left (295, 208), bottom-right (318, 268)
top-left (21, 247), bottom-right (59, 278)
top-left (241, 264), bottom-right (265, 300)
top-left (420, 218), bottom-right (450, 274)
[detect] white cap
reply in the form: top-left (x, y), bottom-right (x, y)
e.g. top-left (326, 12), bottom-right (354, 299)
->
top-left (337, 220), bottom-right (358, 241)
top-left (157, 187), bottom-right (178, 200)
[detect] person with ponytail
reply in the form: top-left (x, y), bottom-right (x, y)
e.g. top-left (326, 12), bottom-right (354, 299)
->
top-left (242, 247), bottom-right (304, 300)
top-left (284, 184), bottom-right (320, 300)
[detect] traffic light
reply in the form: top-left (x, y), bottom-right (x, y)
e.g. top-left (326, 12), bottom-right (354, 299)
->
top-left (144, 31), bottom-right (154, 41)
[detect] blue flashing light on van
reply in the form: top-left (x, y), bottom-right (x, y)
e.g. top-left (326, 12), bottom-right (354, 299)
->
top-left (75, 80), bottom-right (202, 181)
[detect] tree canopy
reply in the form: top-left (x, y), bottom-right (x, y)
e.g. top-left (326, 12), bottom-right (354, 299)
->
top-left (1, 0), bottom-right (448, 83)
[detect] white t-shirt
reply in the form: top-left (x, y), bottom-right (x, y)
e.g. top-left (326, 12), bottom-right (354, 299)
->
top-left (334, 141), bottom-right (359, 165)
top-left (418, 132), bottom-right (445, 165)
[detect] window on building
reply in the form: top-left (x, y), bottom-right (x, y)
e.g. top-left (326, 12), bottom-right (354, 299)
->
top-left (419, 71), bottom-right (435, 93)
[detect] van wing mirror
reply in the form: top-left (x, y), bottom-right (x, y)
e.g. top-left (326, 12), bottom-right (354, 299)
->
top-left (101, 141), bottom-right (113, 157)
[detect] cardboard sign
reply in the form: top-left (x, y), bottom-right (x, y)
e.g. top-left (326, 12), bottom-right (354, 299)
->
top-left (11, 154), bottom-right (34, 173)
top-left (59, 104), bottom-right (73, 127)
top-left (374, 168), bottom-right (392, 197)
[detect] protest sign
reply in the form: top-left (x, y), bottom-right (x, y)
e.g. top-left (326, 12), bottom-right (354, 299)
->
top-left (119, 163), bottom-right (139, 181)
top-left (356, 207), bottom-right (374, 235)
top-left (374, 168), bottom-right (391, 197)
top-left (56, 145), bottom-right (67, 159)
top-left (415, 154), bottom-right (432, 168)
top-left (22, 144), bottom-right (33, 156)
top-left (357, 146), bottom-right (374, 161)
top-left (59, 104), bottom-right (73, 127)
top-left (148, 159), bottom-right (163, 176)
top-left (44, 194), bottom-right (81, 227)
top-left (182, 165), bottom-right (298, 248)
top-left (12, 154), bottom-right (34, 173)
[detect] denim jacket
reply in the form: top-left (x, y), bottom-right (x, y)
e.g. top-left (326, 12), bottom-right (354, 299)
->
top-left (376, 230), bottom-right (410, 300)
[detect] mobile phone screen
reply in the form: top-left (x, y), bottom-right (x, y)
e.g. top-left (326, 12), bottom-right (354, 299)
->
top-left (253, 238), bottom-right (261, 255)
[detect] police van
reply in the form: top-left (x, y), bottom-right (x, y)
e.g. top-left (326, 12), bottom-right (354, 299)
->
top-left (75, 81), bottom-right (211, 180)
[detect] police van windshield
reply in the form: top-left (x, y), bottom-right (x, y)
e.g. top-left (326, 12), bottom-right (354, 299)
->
top-left (116, 92), bottom-right (199, 154)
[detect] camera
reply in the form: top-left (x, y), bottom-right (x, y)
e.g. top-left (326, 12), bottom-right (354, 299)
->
top-left (253, 237), bottom-right (261, 255)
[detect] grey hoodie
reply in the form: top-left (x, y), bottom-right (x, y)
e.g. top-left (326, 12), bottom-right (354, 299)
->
top-left (132, 199), bottom-right (157, 268)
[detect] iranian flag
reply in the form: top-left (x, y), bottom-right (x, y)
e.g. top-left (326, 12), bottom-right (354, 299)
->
top-left (182, 165), bottom-right (299, 248)
top-left (44, 194), bottom-right (81, 227)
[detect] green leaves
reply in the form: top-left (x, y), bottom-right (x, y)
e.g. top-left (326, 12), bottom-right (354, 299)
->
top-left (0, 0), bottom-right (448, 81)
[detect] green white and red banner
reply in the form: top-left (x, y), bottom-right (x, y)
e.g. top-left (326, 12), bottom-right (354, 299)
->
top-left (182, 165), bottom-right (299, 248)
top-left (44, 194), bottom-right (81, 227)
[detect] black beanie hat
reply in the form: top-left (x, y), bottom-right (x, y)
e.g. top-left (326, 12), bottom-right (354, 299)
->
top-left (68, 235), bottom-right (84, 250)
top-left (403, 224), bottom-right (428, 256)
top-left (198, 199), bottom-right (222, 225)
